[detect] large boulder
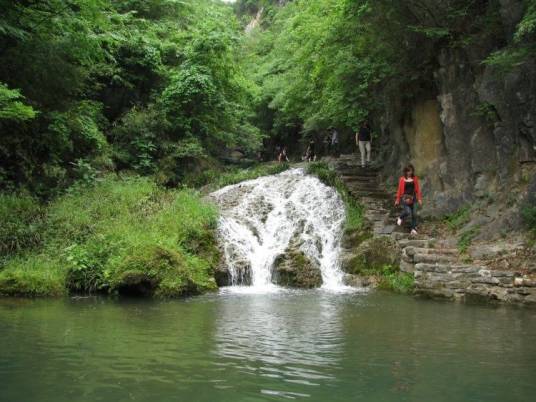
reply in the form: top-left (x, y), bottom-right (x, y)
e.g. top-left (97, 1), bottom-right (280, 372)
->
top-left (108, 246), bottom-right (217, 297)
top-left (341, 236), bottom-right (401, 275)
top-left (272, 247), bottom-right (323, 288)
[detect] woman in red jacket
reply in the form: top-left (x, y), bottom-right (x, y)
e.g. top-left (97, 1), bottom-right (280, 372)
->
top-left (395, 164), bottom-right (422, 235)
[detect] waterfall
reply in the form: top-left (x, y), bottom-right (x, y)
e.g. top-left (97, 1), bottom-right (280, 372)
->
top-left (210, 168), bottom-right (346, 291)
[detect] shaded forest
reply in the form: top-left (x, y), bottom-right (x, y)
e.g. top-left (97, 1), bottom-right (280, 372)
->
top-left (2, 0), bottom-right (535, 195)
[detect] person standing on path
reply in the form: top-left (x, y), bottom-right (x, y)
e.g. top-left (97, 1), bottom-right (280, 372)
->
top-left (331, 128), bottom-right (339, 158)
top-left (356, 121), bottom-right (372, 168)
top-left (395, 164), bottom-right (422, 235)
top-left (278, 146), bottom-right (289, 163)
top-left (305, 140), bottom-right (316, 162)
top-left (323, 133), bottom-right (331, 157)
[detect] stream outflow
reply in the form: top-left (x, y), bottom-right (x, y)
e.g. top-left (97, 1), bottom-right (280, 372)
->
top-left (210, 169), bottom-right (346, 291)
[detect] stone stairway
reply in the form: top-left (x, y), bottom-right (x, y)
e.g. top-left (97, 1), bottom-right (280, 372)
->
top-left (332, 154), bottom-right (396, 236)
top-left (331, 154), bottom-right (536, 305)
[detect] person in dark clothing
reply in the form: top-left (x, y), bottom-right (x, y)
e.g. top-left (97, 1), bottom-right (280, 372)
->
top-left (395, 164), bottom-right (423, 235)
top-left (323, 134), bottom-right (331, 156)
top-left (275, 144), bottom-right (282, 161)
top-left (355, 121), bottom-right (372, 168)
top-left (305, 140), bottom-right (316, 162)
top-left (278, 146), bottom-right (289, 163)
top-left (331, 128), bottom-right (339, 157)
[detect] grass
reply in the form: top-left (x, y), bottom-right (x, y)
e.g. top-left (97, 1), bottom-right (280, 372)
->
top-left (306, 162), bottom-right (364, 231)
top-left (444, 205), bottom-right (471, 231)
top-left (442, 205), bottom-right (480, 253)
top-left (0, 255), bottom-right (65, 296)
top-left (0, 175), bottom-right (220, 297)
top-left (377, 266), bottom-right (415, 294)
top-left (458, 226), bottom-right (480, 253)
top-left (0, 193), bottom-right (44, 262)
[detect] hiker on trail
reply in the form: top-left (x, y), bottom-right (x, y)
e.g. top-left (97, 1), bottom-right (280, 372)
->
top-left (395, 164), bottom-right (422, 235)
top-left (275, 144), bottom-right (282, 161)
top-left (331, 128), bottom-right (339, 157)
top-left (278, 146), bottom-right (289, 163)
top-left (305, 140), bottom-right (316, 162)
top-left (323, 133), bottom-right (331, 156)
top-left (356, 121), bottom-right (372, 168)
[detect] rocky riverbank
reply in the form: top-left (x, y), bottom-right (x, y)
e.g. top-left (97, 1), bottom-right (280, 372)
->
top-left (331, 154), bottom-right (536, 306)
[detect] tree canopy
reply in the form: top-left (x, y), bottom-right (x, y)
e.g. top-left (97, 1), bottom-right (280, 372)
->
top-left (1, 0), bottom-right (535, 195)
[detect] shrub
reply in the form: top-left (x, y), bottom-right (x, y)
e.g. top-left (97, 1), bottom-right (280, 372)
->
top-left (0, 175), bottom-right (220, 297)
top-left (0, 193), bottom-right (44, 260)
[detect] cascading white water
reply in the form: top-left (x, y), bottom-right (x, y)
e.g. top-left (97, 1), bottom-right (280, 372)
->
top-left (210, 168), bottom-right (347, 291)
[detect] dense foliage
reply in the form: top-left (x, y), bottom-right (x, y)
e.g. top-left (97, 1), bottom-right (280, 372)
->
top-left (239, 0), bottom-right (536, 148)
top-left (0, 0), bottom-right (261, 195)
top-left (0, 176), bottom-right (220, 296)
top-left (2, 0), bottom-right (536, 191)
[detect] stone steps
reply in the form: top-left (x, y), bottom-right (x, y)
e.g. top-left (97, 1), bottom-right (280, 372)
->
top-left (412, 253), bottom-right (459, 264)
top-left (350, 190), bottom-right (391, 199)
top-left (331, 156), bottom-right (536, 305)
top-left (397, 239), bottom-right (436, 248)
top-left (406, 247), bottom-right (459, 256)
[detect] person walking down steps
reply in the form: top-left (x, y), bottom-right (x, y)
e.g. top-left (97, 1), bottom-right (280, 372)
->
top-left (331, 128), bottom-right (339, 158)
top-left (395, 164), bottom-right (422, 235)
top-left (356, 121), bottom-right (372, 168)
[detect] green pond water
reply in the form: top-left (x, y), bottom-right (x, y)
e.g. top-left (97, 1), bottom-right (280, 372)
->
top-left (1, 290), bottom-right (535, 402)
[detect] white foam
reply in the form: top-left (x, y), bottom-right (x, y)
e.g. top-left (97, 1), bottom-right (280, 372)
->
top-left (211, 168), bottom-right (348, 291)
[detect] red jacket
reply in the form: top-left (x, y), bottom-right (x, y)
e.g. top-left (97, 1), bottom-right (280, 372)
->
top-left (396, 176), bottom-right (422, 204)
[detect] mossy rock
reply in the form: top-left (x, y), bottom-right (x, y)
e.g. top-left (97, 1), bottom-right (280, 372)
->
top-left (272, 248), bottom-right (323, 288)
top-left (341, 237), bottom-right (401, 275)
top-left (341, 226), bottom-right (372, 249)
top-left (108, 246), bottom-right (217, 297)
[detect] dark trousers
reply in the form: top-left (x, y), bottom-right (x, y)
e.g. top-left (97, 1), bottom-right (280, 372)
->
top-left (400, 200), bottom-right (417, 230)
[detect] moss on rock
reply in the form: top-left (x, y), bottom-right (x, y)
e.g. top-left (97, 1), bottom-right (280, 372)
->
top-left (272, 248), bottom-right (323, 288)
top-left (341, 236), bottom-right (401, 275)
top-left (109, 246), bottom-right (217, 297)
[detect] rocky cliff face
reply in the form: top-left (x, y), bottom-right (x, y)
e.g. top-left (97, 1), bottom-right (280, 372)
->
top-left (378, 0), bottom-right (536, 238)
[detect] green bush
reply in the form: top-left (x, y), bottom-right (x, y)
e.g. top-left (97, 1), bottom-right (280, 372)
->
top-left (0, 175), bottom-right (220, 297)
top-left (0, 193), bottom-right (44, 260)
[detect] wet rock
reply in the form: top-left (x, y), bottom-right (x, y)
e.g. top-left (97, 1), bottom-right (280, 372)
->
top-left (343, 274), bottom-right (378, 288)
top-left (272, 248), bottom-right (323, 288)
top-left (341, 236), bottom-right (401, 275)
top-left (214, 264), bottom-right (232, 287)
top-left (340, 226), bottom-right (371, 249)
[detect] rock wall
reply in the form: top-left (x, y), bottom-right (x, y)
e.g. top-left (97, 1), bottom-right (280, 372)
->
top-left (378, 0), bottom-right (536, 226)
top-left (414, 263), bottom-right (536, 305)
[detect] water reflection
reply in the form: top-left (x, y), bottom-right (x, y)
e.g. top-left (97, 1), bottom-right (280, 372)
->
top-left (213, 290), bottom-right (358, 398)
top-left (1, 293), bottom-right (535, 402)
